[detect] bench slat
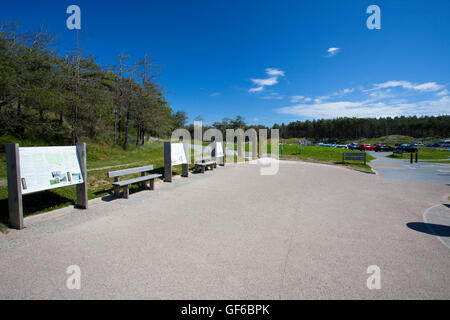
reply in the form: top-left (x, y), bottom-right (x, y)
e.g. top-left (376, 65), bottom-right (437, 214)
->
top-left (112, 174), bottom-right (161, 186)
top-left (108, 165), bottom-right (154, 178)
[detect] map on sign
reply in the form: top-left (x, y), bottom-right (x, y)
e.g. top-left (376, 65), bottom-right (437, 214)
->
top-left (19, 146), bottom-right (84, 194)
top-left (171, 143), bottom-right (187, 166)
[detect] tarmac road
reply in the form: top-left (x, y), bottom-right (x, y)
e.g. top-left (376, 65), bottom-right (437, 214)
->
top-left (0, 160), bottom-right (449, 299)
top-left (368, 151), bottom-right (450, 184)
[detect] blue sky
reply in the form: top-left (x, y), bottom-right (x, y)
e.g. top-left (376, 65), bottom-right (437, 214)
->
top-left (2, 0), bottom-right (450, 126)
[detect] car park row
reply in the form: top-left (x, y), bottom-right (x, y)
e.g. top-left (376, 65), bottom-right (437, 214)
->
top-left (315, 140), bottom-right (450, 153)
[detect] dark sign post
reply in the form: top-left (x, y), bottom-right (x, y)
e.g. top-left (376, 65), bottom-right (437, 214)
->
top-left (6, 144), bottom-right (23, 229)
top-left (5, 143), bottom-right (88, 230)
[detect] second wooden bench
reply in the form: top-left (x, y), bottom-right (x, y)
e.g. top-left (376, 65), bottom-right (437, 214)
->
top-left (107, 165), bottom-right (162, 199)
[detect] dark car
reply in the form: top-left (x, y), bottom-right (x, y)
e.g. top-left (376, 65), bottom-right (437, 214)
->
top-left (347, 143), bottom-right (359, 150)
top-left (394, 144), bottom-right (418, 154)
top-left (426, 143), bottom-right (441, 147)
top-left (374, 145), bottom-right (394, 152)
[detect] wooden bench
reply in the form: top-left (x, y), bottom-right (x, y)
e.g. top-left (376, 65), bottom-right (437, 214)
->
top-left (107, 165), bottom-right (162, 199)
top-left (194, 158), bottom-right (217, 173)
top-left (342, 152), bottom-right (366, 165)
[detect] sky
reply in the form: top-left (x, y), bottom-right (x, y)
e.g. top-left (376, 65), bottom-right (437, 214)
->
top-left (2, 0), bottom-right (450, 126)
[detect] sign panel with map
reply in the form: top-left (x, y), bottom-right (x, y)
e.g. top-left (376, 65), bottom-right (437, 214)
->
top-left (19, 146), bottom-right (84, 194)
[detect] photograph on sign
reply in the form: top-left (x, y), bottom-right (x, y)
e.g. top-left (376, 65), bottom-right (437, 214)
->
top-left (19, 146), bottom-right (84, 194)
top-left (171, 143), bottom-right (187, 166)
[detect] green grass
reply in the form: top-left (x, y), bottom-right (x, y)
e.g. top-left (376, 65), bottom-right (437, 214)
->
top-left (232, 142), bottom-right (374, 172)
top-left (279, 145), bottom-right (375, 173)
top-left (387, 147), bottom-right (450, 161)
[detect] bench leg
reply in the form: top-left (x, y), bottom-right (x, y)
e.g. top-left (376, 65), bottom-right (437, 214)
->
top-left (114, 185), bottom-right (120, 198)
top-left (141, 173), bottom-right (148, 188)
top-left (182, 163), bottom-right (189, 177)
top-left (149, 179), bottom-right (155, 190)
top-left (123, 185), bottom-right (129, 199)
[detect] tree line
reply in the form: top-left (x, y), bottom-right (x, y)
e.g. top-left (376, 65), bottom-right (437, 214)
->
top-left (273, 116), bottom-right (450, 141)
top-left (0, 22), bottom-right (177, 149)
top-left (183, 115), bottom-right (449, 142)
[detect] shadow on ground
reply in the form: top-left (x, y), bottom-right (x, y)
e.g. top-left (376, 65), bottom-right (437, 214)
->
top-left (407, 222), bottom-right (450, 237)
top-left (0, 191), bottom-right (74, 228)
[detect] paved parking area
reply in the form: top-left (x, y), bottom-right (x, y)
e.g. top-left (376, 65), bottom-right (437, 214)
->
top-left (0, 160), bottom-right (449, 299)
top-left (369, 151), bottom-right (450, 184)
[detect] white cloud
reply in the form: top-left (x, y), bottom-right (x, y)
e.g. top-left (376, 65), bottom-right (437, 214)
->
top-left (371, 80), bottom-right (444, 92)
top-left (437, 89), bottom-right (449, 96)
top-left (251, 77), bottom-right (278, 87)
top-left (327, 47), bottom-right (340, 57)
top-left (277, 96), bottom-right (450, 119)
top-left (249, 68), bottom-right (285, 93)
top-left (339, 88), bottom-right (354, 94)
top-left (209, 92), bottom-right (221, 97)
top-left (249, 86), bottom-right (264, 93)
top-left (266, 68), bottom-right (285, 77)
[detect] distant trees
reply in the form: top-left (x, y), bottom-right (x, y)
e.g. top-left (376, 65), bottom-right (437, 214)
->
top-left (273, 116), bottom-right (450, 141)
top-left (0, 21), bottom-right (179, 149)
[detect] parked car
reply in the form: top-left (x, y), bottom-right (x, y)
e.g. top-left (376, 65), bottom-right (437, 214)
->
top-left (439, 139), bottom-right (450, 147)
top-left (411, 142), bottom-right (424, 147)
top-left (394, 144), bottom-right (418, 153)
top-left (374, 145), bottom-right (394, 152)
top-left (426, 143), bottom-right (441, 147)
top-left (334, 144), bottom-right (348, 149)
top-left (359, 144), bottom-right (376, 151)
top-left (347, 143), bottom-right (359, 150)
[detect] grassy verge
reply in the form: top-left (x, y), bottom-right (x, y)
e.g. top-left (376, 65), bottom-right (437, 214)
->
top-left (232, 143), bottom-right (374, 172)
top-left (279, 145), bottom-right (374, 173)
top-left (387, 147), bottom-right (450, 162)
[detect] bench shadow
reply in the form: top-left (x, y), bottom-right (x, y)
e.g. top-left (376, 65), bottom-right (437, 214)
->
top-left (407, 222), bottom-right (450, 237)
top-left (99, 184), bottom-right (157, 202)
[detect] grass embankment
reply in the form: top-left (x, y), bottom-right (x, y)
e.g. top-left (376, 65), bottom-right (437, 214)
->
top-left (387, 147), bottom-right (450, 162)
top-left (234, 142), bottom-right (374, 173)
top-left (279, 145), bottom-right (374, 172)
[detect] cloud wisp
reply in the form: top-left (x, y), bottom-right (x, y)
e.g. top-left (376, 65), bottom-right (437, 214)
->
top-left (327, 47), bottom-right (340, 57)
top-left (369, 80), bottom-right (444, 92)
top-left (249, 68), bottom-right (285, 93)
